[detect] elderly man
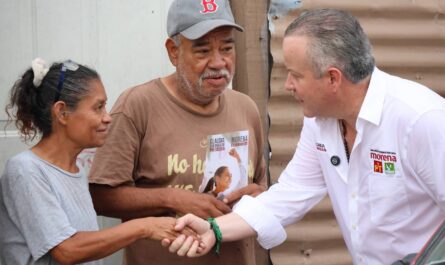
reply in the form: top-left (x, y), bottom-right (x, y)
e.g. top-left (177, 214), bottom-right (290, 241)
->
top-left (164, 8), bottom-right (445, 265)
top-left (88, 0), bottom-right (266, 264)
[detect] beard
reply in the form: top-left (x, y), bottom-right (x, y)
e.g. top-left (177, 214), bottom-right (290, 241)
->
top-left (177, 66), bottom-right (233, 105)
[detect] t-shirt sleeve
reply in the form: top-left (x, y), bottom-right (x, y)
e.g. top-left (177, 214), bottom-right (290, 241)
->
top-left (1, 162), bottom-right (76, 260)
top-left (89, 112), bottom-right (141, 187)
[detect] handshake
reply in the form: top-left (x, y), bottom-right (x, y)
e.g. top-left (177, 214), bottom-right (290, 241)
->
top-left (161, 214), bottom-right (221, 257)
top-left (160, 211), bottom-right (256, 257)
top-left (155, 184), bottom-right (265, 257)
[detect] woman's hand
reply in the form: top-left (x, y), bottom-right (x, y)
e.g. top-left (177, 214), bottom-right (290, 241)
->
top-left (141, 216), bottom-right (197, 241)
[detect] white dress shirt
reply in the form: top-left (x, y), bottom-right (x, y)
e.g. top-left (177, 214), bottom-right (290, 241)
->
top-left (234, 68), bottom-right (445, 264)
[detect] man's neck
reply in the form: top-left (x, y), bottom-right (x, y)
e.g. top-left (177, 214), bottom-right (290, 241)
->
top-left (339, 75), bottom-right (371, 130)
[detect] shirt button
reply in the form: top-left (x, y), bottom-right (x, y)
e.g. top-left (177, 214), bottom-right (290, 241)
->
top-left (351, 192), bottom-right (357, 199)
top-left (358, 256), bottom-right (364, 262)
top-left (352, 224), bottom-right (357, 230)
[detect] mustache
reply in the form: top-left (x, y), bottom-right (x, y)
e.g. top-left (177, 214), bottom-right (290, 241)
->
top-left (200, 69), bottom-right (231, 80)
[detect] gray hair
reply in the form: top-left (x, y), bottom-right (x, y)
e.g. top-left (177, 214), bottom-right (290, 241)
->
top-left (284, 9), bottom-right (375, 83)
top-left (171, 34), bottom-right (181, 46)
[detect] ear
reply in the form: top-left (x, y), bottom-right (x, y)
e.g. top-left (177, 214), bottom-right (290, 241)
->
top-left (165, 38), bottom-right (180, 67)
top-left (52, 101), bottom-right (69, 125)
top-left (326, 67), bottom-right (342, 92)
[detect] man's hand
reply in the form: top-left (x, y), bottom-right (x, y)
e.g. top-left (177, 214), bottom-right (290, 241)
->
top-left (141, 217), bottom-right (197, 241)
top-left (170, 189), bottom-right (231, 218)
top-left (161, 214), bottom-right (215, 257)
top-left (223, 183), bottom-right (266, 206)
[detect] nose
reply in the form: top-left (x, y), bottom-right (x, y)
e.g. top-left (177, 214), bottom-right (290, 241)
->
top-left (284, 73), bottom-right (295, 92)
top-left (208, 51), bottom-right (226, 70)
top-left (103, 112), bottom-right (112, 124)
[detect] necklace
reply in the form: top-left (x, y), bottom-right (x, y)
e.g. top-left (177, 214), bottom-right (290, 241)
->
top-left (340, 120), bottom-right (350, 163)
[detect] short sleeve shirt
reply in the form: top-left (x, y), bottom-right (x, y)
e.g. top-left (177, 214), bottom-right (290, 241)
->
top-left (89, 79), bottom-right (266, 265)
top-left (0, 150), bottom-right (100, 265)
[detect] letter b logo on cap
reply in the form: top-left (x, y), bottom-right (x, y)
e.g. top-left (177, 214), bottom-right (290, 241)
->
top-left (200, 0), bottom-right (219, 14)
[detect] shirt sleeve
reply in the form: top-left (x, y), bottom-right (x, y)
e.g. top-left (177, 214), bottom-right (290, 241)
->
top-left (1, 162), bottom-right (76, 260)
top-left (405, 109), bottom-right (445, 210)
top-left (233, 118), bottom-right (327, 249)
top-left (238, 162), bottom-right (248, 187)
top-left (89, 112), bottom-right (141, 187)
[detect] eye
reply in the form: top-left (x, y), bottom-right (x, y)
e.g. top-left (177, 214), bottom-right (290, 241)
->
top-left (221, 45), bottom-right (234, 53)
top-left (289, 72), bottom-right (300, 80)
top-left (195, 49), bottom-right (210, 55)
top-left (96, 103), bottom-right (106, 112)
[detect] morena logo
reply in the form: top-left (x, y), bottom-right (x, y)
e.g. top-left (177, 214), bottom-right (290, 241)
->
top-left (370, 152), bottom-right (397, 162)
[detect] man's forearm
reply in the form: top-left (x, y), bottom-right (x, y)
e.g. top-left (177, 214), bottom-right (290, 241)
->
top-left (89, 184), bottom-right (176, 220)
top-left (216, 213), bottom-right (256, 242)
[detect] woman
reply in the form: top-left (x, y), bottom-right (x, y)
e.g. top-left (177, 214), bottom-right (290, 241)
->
top-left (201, 148), bottom-right (245, 200)
top-left (203, 166), bottom-right (232, 200)
top-left (0, 58), bottom-right (189, 264)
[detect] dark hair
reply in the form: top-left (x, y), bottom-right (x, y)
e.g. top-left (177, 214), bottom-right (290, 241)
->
top-left (214, 166), bottom-right (228, 179)
top-left (203, 178), bottom-right (215, 193)
top-left (5, 61), bottom-right (100, 141)
top-left (284, 9), bottom-right (375, 83)
top-left (203, 166), bottom-right (228, 193)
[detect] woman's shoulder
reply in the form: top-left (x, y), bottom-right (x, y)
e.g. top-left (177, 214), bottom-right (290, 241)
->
top-left (2, 150), bottom-right (43, 184)
top-left (4, 150), bottom-right (35, 169)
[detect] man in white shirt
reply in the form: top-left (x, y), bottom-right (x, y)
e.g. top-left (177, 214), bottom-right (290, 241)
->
top-left (162, 8), bottom-right (445, 265)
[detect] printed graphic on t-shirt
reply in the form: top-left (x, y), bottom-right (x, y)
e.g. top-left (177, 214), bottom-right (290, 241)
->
top-left (198, 130), bottom-right (249, 200)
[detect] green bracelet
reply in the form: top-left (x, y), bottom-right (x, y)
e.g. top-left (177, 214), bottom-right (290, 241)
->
top-left (207, 217), bottom-right (222, 255)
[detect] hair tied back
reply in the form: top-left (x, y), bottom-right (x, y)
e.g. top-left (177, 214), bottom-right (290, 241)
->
top-left (31, 58), bottom-right (49, 88)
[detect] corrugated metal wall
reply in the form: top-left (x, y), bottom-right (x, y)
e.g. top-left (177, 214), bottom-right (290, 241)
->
top-left (268, 1), bottom-right (445, 264)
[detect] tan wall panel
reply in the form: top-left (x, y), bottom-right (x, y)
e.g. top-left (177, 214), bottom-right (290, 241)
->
top-left (269, 1), bottom-right (445, 265)
top-left (230, 2), bottom-right (271, 265)
top-left (231, 0), bottom-right (270, 126)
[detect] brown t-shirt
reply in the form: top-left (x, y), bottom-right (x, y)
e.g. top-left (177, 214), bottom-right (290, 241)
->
top-left (89, 79), bottom-right (266, 265)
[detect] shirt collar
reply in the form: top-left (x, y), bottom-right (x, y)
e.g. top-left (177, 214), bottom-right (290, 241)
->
top-left (314, 67), bottom-right (387, 127)
top-left (357, 67), bottom-right (387, 126)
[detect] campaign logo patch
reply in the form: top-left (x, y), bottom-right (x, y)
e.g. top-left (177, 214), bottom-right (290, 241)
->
top-left (370, 149), bottom-right (397, 175)
top-left (374, 160), bottom-right (383, 173)
top-left (384, 162), bottom-right (395, 174)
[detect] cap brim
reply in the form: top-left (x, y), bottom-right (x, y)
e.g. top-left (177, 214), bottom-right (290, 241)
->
top-left (180, 19), bottom-right (244, 40)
